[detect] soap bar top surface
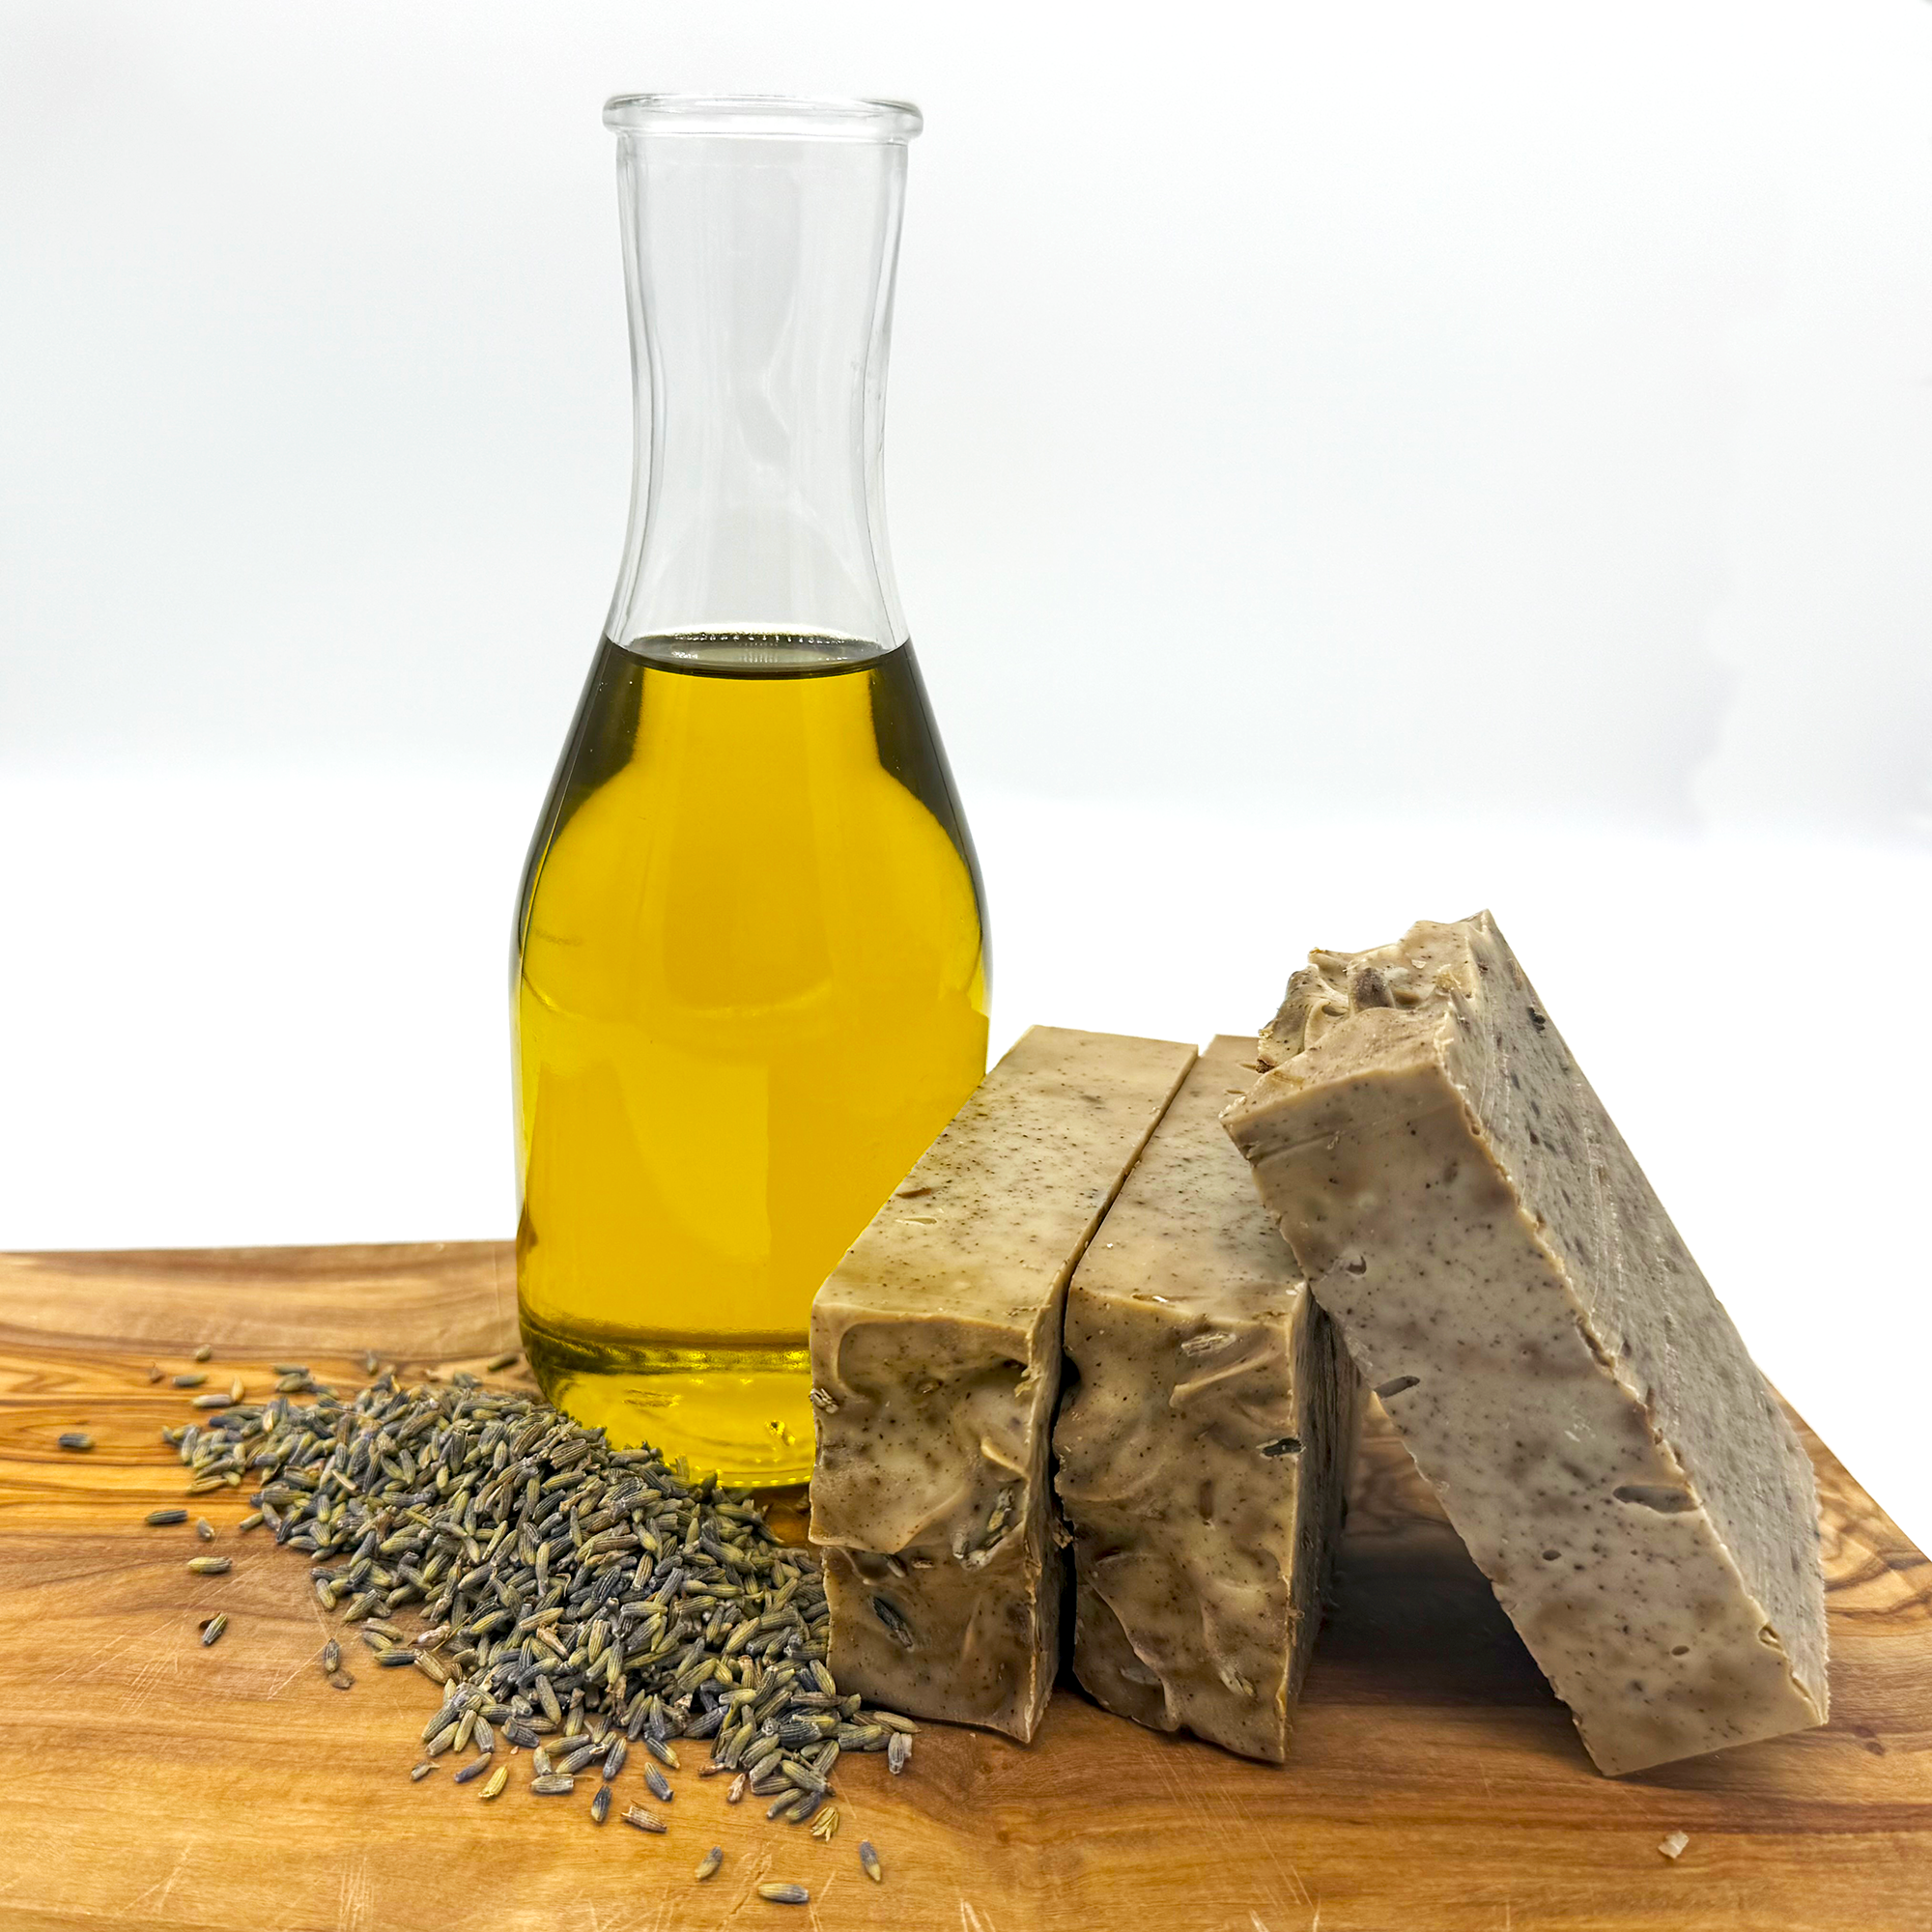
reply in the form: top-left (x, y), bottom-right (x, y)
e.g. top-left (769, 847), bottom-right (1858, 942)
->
top-left (814, 1023), bottom-right (1201, 1329)
top-left (1224, 912), bottom-right (1828, 1776)
top-left (811, 1024), bottom-right (1197, 1739)
top-left (1056, 1034), bottom-right (1356, 1761)
top-left (1069, 1033), bottom-right (1303, 1319)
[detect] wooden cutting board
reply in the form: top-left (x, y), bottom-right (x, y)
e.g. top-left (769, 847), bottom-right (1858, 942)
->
top-left (1, 1242), bottom-right (1927, 1932)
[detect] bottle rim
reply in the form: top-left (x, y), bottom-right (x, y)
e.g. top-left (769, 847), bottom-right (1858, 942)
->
top-left (603, 94), bottom-right (922, 141)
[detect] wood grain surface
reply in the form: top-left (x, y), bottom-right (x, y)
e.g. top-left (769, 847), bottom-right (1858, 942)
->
top-left (0, 1242), bottom-right (1927, 1932)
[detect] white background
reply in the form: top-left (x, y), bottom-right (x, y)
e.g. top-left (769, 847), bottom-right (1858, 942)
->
top-left (4, 3), bottom-right (1930, 1540)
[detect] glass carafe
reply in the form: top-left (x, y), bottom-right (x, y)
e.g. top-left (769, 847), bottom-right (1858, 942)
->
top-left (512, 95), bottom-right (989, 1486)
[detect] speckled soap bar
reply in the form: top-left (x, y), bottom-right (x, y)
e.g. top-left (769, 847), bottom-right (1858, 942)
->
top-left (1222, 912), bottom-right (1829, 1776)
top-left (810, 1025), bottom-right (1197, 1742)
top-left (1055, 1035), bottom-right (1359, 1762)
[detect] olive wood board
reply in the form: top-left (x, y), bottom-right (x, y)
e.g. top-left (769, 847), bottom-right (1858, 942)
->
top-left (0, 1241), bottom-right (1927, 1932)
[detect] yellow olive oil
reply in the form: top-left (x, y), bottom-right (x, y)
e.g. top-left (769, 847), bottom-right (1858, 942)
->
top-left (513, 633), bottom-right (989, 1485)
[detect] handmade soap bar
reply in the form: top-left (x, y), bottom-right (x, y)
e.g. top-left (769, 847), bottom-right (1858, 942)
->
top-left (1055, 1035), bottom-right (1358, 1762)
top-left (810, 1025), bottom-right (1197, 1741)
top-left (1223, 913), bottom-right (1829, 1776)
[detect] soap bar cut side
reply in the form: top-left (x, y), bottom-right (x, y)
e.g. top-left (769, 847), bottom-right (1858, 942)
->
top-left (1055, 1035), bottom-right (1359, 1762)
top-left (1223, 913), bottom-right (1828, 1776)
top-left (810, 1025), bottom-right (1197, 1742)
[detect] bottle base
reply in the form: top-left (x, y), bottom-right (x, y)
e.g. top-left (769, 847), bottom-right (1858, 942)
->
top-left (521, 1317), bottom-right (816, 1489)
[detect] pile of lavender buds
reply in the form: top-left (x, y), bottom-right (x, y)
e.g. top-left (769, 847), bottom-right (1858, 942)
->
top-left (160, 1360), bottom-right (911, 1872)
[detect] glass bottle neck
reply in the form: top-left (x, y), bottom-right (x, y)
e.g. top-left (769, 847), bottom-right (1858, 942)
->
top-left (605, 127), bottom-right (914, 659)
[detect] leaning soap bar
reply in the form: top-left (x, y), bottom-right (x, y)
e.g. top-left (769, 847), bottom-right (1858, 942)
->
top-left (810, 1025), bottom-right (1197, 1742)
top-left (1222, 912), bottom-right (1829, 1776)
top-left (1055, 1035), bottom-right (1359, 1762)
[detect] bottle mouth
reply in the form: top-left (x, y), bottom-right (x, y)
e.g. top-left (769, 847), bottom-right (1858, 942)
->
top-left (603, 94), bottom-right (922, 142)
